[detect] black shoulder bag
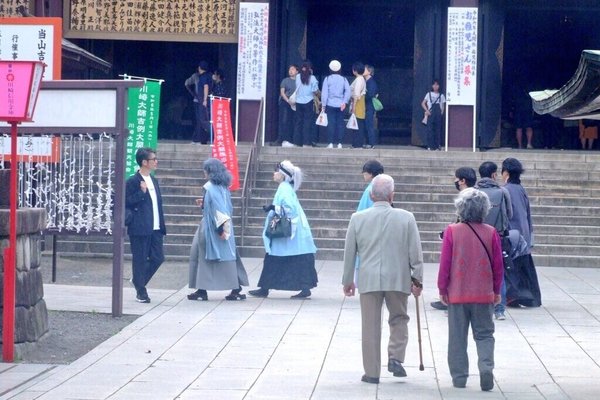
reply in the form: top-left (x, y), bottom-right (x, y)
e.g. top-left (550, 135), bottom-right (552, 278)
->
top-left (265, 207), bottom-right (292, 239)
top-left (465, 222), bottom-right (493, 267)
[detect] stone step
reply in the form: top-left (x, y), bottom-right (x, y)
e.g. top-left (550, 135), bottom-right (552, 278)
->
top-left (257, 162), bottom-right (599, 180)
top-left (252, 178), bottom-right (600, 193)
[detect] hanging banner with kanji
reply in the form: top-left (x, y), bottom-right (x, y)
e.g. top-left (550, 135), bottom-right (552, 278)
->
top-left (446, 7), bottom-right (478, 105)
top-left (211, 97), bottom-right (240, 191)
top-left (236, 2), bottom-right (269, 100)
top-left (125, 80), bottom-right (162, 177)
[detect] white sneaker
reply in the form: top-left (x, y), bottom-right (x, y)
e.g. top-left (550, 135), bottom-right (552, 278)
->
top-left (337, 143), bottom-right (343, 149)
top-left (326, 143), bottom-right (333, 149)
top-left (281, 141), bottom-right (295, 148)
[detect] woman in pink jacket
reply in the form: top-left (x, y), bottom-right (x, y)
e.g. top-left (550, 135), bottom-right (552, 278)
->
top-left (437, 188), bottom-right (504, 392)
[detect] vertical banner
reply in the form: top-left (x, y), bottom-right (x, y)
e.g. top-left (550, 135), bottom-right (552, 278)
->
top-left (236, 3), bottom-right (269, 100)
top-left (211, 97), bottom-right (240, 191)
top-left (125, 80), bottom-right (162, 177)
top-left (446, 8), bottom-right (478, 105)
top-left (0, 18), bottom-right (62, 80)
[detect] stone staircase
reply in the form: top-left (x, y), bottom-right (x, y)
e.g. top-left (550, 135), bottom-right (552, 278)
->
top-left (51, 141), bottom-right (251, 260)
top-left (52, 141), bottom-right (600, 269)
top-left (240, 146), bottom-right (600, 268)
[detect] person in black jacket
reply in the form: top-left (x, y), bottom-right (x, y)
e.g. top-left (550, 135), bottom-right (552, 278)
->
top-left (125, 147), bottom-right (166, 303)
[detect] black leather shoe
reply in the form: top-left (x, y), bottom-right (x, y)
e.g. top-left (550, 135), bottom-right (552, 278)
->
top-left (136, 293), bottom-right (150, 303)
top-left (361, 375), bottom-right (379, 384)
top-left (291, 289), bottom-right (311, 299)
top-left (388, 359), bottom-right (407, 377)
top-left (480, 371), bottom-right (494, 391)
top-left (187, 289), bottom-right (208, 301)
top-left (431, 301), bottom-right (448, 310)
top-left (248, 288), bottom-right (269, 298)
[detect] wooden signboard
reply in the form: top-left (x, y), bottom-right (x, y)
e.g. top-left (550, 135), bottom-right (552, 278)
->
top-left (64, 0), bottom-right (238, 43)
top-left (0, 0), bottom-right (32, 18)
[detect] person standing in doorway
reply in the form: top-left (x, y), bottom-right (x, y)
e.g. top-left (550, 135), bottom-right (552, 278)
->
top-left (293, 61), bottom-right (319, 147)
top-left (272, 64), bottom-right (299, 147)
top-left (342, 174), bottom-right (424, 384)
top-left (125, 147), bottom-right (166, 303)
top-left (322, 60), bottom-right (351, 149)
top-left (579, 119), bottom-right (597, 150)
top-left (511, 85), bottom-right (534, 149)
top-left (421, 79), bottom-right (446, 150)
top-left (185, 61), bottom-right (212, 144)
top-left (363, 64), bottom-right (379, 149)
top-left (350, 62), bottom-right (367, 148)
top-left (211, 69), bottom-right (227, 98)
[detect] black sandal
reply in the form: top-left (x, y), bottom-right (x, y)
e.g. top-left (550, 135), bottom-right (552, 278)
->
top-left (225, 287), bottom-right (246, 301)
top-left (187, 289), bottom-right (208, 301)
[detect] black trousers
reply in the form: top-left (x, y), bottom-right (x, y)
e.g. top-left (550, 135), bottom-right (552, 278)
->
top-left (427, 107), bottom-right (443, 149)
top-left (129, 231), bottom-right (165, 296)
top-left (193, 102), bottom-right (210, 143)
top-left (293, 101), bottom-right (315, 146)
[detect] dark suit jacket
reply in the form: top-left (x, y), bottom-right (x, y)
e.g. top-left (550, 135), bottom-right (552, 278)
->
top-left (125, 171), bottom-right (166, 236)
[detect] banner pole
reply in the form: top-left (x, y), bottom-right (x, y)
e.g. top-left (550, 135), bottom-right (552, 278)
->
top-left (235, 98), bottom-right (240, 145)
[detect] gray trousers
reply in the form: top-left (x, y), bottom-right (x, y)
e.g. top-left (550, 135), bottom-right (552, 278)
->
top-left (447, 303), bottom-right (495, 385)
top-left (360, 291), bottom-right (409, 378)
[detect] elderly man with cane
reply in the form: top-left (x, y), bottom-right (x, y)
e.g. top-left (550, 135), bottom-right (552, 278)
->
top-left (342, 174), bottom-right (424, 384)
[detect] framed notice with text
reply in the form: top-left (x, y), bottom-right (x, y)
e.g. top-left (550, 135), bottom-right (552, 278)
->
top-left (0, 17), bottom-right (62, 80)
top-left (63, 0), bottom-right (238, 43)
top-left (236, 2), bottom-right (269, 100)
top-left (446, 7), bottom-right (478, 106)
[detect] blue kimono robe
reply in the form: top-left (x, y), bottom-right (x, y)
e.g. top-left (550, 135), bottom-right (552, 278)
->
top-left (203, 181), bottom-right (237, 261)
top-left (357, 182), bottom-right (374, 212)
top-left (262, 182), bottom-right (317, 256)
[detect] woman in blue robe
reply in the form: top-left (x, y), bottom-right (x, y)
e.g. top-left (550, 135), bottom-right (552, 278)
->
top-left (249, 160), bottom-right (318, 299)
top-left (188, 158), bottom-right (249, 301)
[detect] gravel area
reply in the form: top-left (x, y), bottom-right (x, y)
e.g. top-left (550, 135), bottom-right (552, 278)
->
top-left (17, 255), bottom-right (189, 364)
top-left (19, 311), bottom-right (138, 364)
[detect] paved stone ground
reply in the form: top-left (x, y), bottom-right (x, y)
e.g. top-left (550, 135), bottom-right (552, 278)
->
top-left (2, 258), bottom-right (600, 399)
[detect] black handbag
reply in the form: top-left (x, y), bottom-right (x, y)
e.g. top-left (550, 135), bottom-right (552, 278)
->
top-left (265, 208), bottom-right (292, 239)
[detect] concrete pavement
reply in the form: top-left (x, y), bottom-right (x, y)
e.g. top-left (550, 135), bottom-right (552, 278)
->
top-left (2, 258), bottom-right (600, 399)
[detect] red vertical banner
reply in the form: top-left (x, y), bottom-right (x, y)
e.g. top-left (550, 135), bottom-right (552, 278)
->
top-left (211, 97), bottom-right (240, 191)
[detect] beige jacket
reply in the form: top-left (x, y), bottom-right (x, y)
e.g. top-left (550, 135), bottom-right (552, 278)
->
top-left (342, 202), bottom-right (424, 294)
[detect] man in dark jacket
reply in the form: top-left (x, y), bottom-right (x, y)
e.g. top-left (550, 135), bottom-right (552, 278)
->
top-left (476, 161), bottom-right (513, 320)
top-left (126, 147), bottom-right (166, 303)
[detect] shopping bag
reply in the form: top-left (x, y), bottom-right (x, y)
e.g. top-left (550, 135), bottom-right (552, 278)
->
top-left (346, 113), bottom-right (359, 130)
top-left (372, 97), bottom-right (384, 112)
top-left (315, 110), bottom-right (328, 127)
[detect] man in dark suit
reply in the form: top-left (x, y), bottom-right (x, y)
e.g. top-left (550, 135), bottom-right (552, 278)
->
top-left (126, 147), bottom-right (166, 303)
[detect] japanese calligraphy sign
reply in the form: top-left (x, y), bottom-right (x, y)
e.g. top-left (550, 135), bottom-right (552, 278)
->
top-left (0, 0), bottom-right (30, 18)
top-left (0, 17), bottom-right (62, 80)
top-left (236, 2), bottom-right (269, 100)
top-left (0, 136), bottom-right (61, 163)
top-left (65, 0), bottom-right (238, 43)
top-left (125, 80), bottom-right (162, 177)
top-left (446, 8), bottom-right (478, 105)
top-left (211, 97), bottom-right (240, 191)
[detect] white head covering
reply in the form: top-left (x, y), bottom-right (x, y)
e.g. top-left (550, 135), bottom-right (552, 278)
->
top-left (328, 60), bottom-right (341, 72)
top-left (278, 160), bottom-right (303, 191)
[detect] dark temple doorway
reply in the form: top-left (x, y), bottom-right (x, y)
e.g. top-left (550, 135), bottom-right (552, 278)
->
top-left (501, 1), bottom-right (600, 150)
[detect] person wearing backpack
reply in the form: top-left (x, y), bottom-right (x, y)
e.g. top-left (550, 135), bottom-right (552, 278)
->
top-left (475, 161), bottom-right (512, 320)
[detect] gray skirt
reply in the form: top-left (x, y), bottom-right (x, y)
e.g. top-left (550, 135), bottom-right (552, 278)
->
top-left (188, 222), bottom-right (249, 290)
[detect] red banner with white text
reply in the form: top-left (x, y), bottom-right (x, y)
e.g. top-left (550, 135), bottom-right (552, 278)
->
top-left (211, 97), bottom-right (240, 191)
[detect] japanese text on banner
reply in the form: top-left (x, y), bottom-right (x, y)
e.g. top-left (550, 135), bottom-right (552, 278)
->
top-left (125, 80), bottom-right (162, 177)
top-left (211, 97), bottom-right (240, 191)
top-left (236, 3), bottom-right (269, 100)
top-left (446, 7), bottom-right (478, 105)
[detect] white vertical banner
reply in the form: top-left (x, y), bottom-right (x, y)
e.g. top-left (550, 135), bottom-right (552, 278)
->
top-left (236, 3), bottom-right (269, 100)
top-left (446, 7), bottom-right (478, 105)
top-left (0, 21), bottom-right (59, 80)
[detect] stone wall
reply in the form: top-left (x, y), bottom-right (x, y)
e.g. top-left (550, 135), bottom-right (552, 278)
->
top-left (0, 206), bottom-right (48, 351)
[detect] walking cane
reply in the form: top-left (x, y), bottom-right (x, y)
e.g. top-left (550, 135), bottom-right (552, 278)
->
top-left (415, 293), bottom-right (425, 371)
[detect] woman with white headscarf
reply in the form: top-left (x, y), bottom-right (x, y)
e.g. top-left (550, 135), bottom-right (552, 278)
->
top-left (249, 160), bottom-right (318, 299)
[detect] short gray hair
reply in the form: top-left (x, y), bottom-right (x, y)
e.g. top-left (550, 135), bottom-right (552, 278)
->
top-left (370, 174), bottom-right (394, 201)
top-left (454, 188), bottom-right (490, 222)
